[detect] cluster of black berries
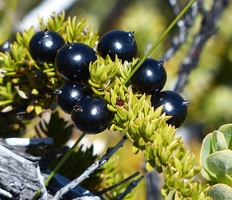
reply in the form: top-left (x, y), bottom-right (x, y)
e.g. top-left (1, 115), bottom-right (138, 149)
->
top-left (29, 28), bottom-right (188, 134)
top-left (130, 57), bottom-right (189, 128)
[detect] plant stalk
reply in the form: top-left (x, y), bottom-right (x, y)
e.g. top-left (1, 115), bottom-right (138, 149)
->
top-left (123, 0), bottom-right (196, 85)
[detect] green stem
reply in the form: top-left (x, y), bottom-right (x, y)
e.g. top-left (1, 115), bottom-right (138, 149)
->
top-left (32, 133), bottom-right (86, 200)
top-left (123, 0), bottom-right (196, 85)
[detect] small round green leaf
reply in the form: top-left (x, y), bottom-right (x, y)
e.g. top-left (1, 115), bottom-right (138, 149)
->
top-left (208, 183), bottom-right (232, 200)
top-left (200, 133), bottom-right (217, 180)
top-left (218, 124), bottom-right (232, 150)
top-left (216, 173), bottom-right (232, 188)
top-left (212, 131), bottom-right (228, 151)
top-left (206, 149), bottom-right (232, 176)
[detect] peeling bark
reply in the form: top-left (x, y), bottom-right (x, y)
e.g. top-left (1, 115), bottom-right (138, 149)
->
top-left (0, 139), bottom-right (98, 200)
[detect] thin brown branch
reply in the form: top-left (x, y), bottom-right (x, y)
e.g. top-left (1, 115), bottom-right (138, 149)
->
top-left (173, 0), bottom-right (229, 93)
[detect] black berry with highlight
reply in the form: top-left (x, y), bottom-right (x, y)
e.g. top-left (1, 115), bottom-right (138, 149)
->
top-left (130, 58), bottom-right (167, 94)
top-left (151, 90), bottom-right (189, 128)
top-left (97, 30), bottom-right (137, 62)
top-left (55, 82), bottom-right (92, 114)
top-left (55, 42), bottom-right (97, 82)
top-left (71, 95), bottom-right (113, 134)
top-left (29, 30), bottom-right (65, 64)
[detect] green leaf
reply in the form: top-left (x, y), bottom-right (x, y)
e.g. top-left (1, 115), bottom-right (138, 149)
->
top-left (15, 26), bottom-right (35, 48)
top-left (0, 99), bottom-right (13, 107)
top-left (126, 131), bottom-right (135, 142)
top-left (152, 141), bottom-right (158, 158)
top-left (200, 132), bottom-right (217, 181)
top-left (39, 11), bottom-right (66, 33)
top-left (110, 89), bottom-right (118, 107)
top-left (138, 137), bottom-right (145, 146)
top-left (146, 162), bottom-right (154, 171)
top-left (165, 190), bottom-right (176, 200)
top-left (143, 121), bottom-right (155, 139)
top-left (132, 144), bottom-right (140, 154)
top-left (116, 106), bottom-right (128, 121)
top-left (35, 105), bottom-right (43, 115)
top-left (173, 156), bottom-right (182, 171)
top-left (218, 124), bottom-right (232, 150)
top-left (208, 184), bottom-right (232, 200)
top-left (88, 79), bottom-right (100, 88)
top-left (0, 53), bottom-right (15, 71)
top-left (160, 147), bottom-right (169, 164)
top-left (36, 111), bottom-right (73, 147)
top-left (127, 119), bottom-right (139, 140)
top-left (206, 149), bottom-right (232, 176)
top-left (10, 43), bottom-right (26, 62)
top-left (200, 133), bottom-right (213, 160)
top-left (153, 129), bottom-right (163, 143)
top-left (91, 86), bottom-right (105, 95)
top-left (65, 17), bottom-right (98, 46)
top-left (167, 139), bottom-right (180, 152)
top-left (107, 104), bottom-right (117, 112)
top-left (212, 130), bottom-right (228, 151)
top-left (216, 173), bottom-right (232, 188)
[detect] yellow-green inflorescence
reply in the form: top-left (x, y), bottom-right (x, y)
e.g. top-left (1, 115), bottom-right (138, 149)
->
top-left (88, 54), bottom-right (210, 199)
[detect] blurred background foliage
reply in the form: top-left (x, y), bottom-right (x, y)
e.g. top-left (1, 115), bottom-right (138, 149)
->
top-left (0, 0), bottom-right (232, 199)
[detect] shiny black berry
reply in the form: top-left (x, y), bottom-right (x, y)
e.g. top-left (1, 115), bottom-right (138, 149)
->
top-left (97, 30), bottom-right (137, 62)
top-left (54, 82), bottom-right (92, 114)
top-left (130, 58), bottom-right (167, 94)
top-left (71, 95), bottom-right (113, 134)
top-left (55, 42), bottom-right (97, 82)
top-left (150, 90), bottom-right (189, 128)
top-left (29, 30), bottom-right (65, 64)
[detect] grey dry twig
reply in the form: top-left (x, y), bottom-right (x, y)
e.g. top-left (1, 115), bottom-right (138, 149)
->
top-left (161, 0), bottom-right (198, 62)
top-left (173, 0), bottom-right (229, 93)
top-left (52, 135), bottom-right (128, 199)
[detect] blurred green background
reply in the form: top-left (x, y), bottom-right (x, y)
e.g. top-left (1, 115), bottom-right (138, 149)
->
top-left (1, 0), bottom-right (232, 199)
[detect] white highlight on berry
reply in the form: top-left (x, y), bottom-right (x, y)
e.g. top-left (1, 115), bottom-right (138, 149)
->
top-left (91, 107), bottom-right (99, 115)
top-left (165, 102), bottom-right (173, 112)
top-left (74, 55), bottom-right (82, 61)
top-left (71, 91), bottom-right (78, 98)
top-left (147, 69), bottom-right (153, 77)
top-left (45, 40), bottom-right (53, 48)
top-left (115, 42), bottom-right (122, 49)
